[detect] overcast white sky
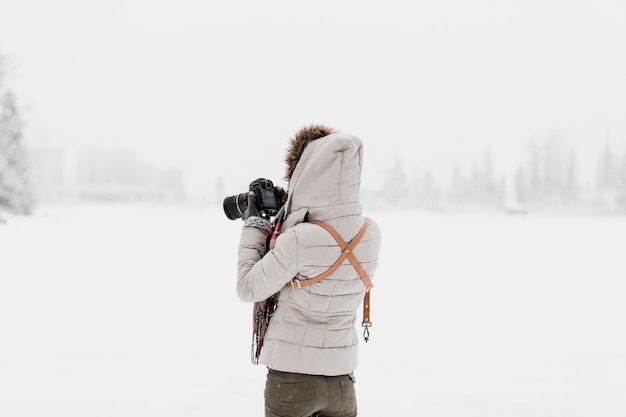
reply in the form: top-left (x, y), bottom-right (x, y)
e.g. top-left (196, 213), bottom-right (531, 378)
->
top-left (1, 0), bottom-right (625, 193)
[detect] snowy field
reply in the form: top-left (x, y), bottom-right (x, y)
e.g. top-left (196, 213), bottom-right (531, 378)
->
top-left (1, 204), bottom-right (625, 416)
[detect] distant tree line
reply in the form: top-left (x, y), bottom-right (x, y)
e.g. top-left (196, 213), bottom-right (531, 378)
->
top-left (366, 131), bottom-right (626, 215)
top-left (0, 55), bottom-right (33, 215)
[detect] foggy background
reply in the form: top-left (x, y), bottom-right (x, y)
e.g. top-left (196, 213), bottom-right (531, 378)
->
top-left (1, 0), bottom-right (625, 211)
top-left (2, 1), bottom-right (626, 416)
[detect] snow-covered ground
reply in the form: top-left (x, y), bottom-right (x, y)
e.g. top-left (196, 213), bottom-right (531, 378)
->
top-left (1, 204), bottom-right (625, 416)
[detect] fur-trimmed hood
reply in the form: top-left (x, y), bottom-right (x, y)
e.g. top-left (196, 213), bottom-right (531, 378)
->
top-left (284, 125), bottom-right (336, 182)
top-left (283, 125), bottom-right (364, 224)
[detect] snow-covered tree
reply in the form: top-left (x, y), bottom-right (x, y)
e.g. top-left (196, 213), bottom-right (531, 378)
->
top-left (515, 131), bottom-right (580, 210)
top-left (0, 87), bottom-right (34, 214)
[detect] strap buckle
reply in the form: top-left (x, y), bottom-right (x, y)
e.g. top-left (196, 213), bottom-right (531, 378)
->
top-left (362, 322), bottom-right (372, 342)
top-left (289, 278), bottom-right (302, 289)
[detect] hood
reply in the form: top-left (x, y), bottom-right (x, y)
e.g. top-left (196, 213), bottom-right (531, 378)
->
top-left (284, 124), bottom-right (336, 183)
top-left (283, 128), bottom-right (363, 224)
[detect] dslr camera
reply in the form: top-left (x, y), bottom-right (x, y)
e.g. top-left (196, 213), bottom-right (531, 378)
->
top-left (223, 178), bottom-right (287, 220)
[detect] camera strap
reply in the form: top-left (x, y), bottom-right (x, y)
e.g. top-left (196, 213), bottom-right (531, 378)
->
top-left (287, 218), bottom-right (373, 341)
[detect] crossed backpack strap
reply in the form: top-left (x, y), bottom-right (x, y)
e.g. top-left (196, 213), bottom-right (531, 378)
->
top-left (288, 219), bottom-right (374, 341)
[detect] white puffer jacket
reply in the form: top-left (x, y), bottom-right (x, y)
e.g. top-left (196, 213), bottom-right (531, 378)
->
top-left (237, 131), bottom-right (381, 376)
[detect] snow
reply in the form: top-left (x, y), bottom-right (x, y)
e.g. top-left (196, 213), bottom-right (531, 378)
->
top-left (1, 204), bottom-right (625, 416)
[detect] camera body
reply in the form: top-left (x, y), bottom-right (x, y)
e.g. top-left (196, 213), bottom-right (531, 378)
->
top-left (223, 178), bottom-right (286, 220)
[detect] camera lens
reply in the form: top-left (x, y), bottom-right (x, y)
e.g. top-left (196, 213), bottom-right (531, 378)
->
top-left (223, 193), bottom-right (249, 220)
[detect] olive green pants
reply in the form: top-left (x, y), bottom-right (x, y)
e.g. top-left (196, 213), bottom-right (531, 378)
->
top-left (264, 369), bottom-right (358, 417)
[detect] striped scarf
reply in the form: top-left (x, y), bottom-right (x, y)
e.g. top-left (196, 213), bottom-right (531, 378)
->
top-left (251, 206), bottom-right (286, 364)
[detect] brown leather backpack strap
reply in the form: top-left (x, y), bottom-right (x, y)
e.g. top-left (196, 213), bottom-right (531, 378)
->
top-left (362, 290), bottom-right (371, 334)
top-left (288, 220), bottom-right (368, 288)
top-left (309, 220), bottom-right (372, 284)
top-left (289, 219), bottom-right (374, 341)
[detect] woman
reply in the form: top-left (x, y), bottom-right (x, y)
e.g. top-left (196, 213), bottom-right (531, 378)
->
top-left (237, 124), bottom-right (381, 417)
